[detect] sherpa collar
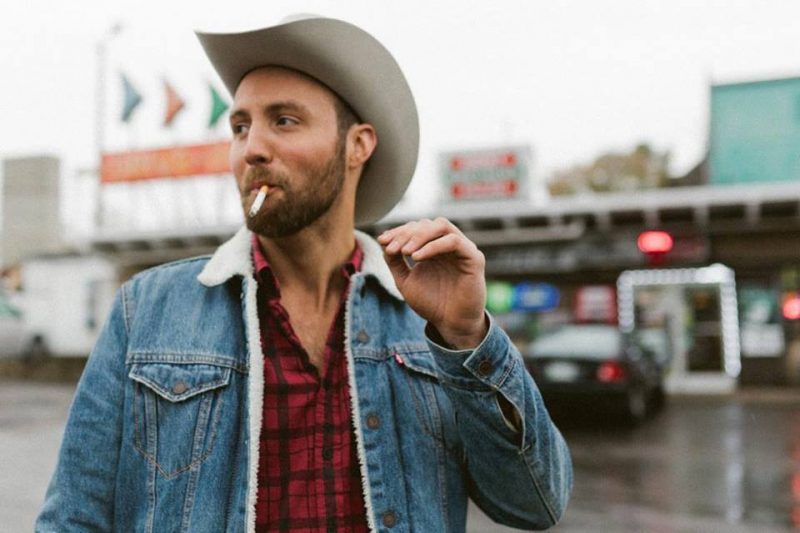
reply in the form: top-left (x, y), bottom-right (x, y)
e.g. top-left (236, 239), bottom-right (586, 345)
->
top-left (197, 226), bottom-right (403, 301)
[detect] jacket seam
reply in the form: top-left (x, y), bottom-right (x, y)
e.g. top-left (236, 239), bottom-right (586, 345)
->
top-left (129, 372), bottom-right (230, 402)
top-left (126, 353), bottom-right (248, 373)
top-left (131, 256), bottom-right (212, 281)
top-left (520, 447), bottom-right (558, 526)
top-left (400, 370), bottom-right (446, 443)
top-left (121, 284), bottom-right (132, 335)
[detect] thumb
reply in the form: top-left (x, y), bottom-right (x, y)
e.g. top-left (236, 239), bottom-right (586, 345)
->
top-left (383, 252), bottom-right (411, 286)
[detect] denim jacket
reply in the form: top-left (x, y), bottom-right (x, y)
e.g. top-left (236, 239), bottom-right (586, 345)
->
top-left (36, 227), bottom-right (572, 532)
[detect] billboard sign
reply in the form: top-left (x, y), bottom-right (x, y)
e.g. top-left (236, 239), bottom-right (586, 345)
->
top-left (710, 77), bottom-right (800, 185)
top-left (100, 141), bottom-right (231, 183)
top-left (440, 145), bottom-right (531, 202)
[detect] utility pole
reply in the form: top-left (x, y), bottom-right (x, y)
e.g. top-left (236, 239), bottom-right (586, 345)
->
top-left (94, 22), bottom-right (123, 233)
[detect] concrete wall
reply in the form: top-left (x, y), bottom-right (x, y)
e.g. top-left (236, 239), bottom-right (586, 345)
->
top-left (1, 156), bottom-right (63, 264)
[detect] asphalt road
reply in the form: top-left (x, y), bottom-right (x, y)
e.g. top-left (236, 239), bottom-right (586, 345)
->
top-left (4, 380), bottom-right (800, 532)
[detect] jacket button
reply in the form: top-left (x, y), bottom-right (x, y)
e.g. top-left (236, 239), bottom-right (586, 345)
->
top-left (477, 360), bottom-right (493, 376)
top-left (366, 414), bottom-right (380, 429)
top-left (172, 381), bottom-right (188, 395)
top-left (382, 510), bottom-right (397, 528)
top-left (357, 330), bottom-right (370, 343)
top-left (322, 447), bottom-right (333, 461)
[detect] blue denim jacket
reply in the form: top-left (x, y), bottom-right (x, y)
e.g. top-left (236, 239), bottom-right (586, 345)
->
top-left (36, 227), bottom-right (572, 532)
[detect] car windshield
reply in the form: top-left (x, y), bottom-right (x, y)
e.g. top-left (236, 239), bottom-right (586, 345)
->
top-left (529, 324), bottom-right (621, 360)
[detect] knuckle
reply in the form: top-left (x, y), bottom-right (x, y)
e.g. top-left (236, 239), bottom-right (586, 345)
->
top-left (437, 217), bottom-right (454, 232)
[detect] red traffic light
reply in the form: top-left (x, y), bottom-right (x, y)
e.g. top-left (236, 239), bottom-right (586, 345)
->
top-left (638, 231), bottom-right (673, 254)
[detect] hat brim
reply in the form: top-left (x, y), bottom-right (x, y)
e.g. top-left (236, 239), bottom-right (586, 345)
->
top-left (196, 17), bottom-right (419, 226)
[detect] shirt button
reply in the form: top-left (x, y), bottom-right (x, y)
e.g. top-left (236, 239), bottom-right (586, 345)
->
top-left (322, 447), bottom-right (333, 461)
top-left (382, 510), bottom-right (397, 528)
top-left (172, 381), bottom-right (188, 395)
top-left (477, 360), bottom-right (493, 376)
top-left (366, 414), bottom-right (380, 429)
top-left (357, 330), bottom-right (370, 343)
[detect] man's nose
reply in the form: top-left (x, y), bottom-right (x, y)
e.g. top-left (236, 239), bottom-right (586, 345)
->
top-left (243, 125), bottom-right (273, 166)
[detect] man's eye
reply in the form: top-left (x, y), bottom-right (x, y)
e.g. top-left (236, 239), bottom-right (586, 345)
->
top-left (276, 116), bottom-right (299, 127)
top-left (232, 123), bottom-right (249, 135)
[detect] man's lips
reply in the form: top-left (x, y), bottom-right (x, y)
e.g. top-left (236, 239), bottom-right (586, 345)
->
top-left (248, 182), bottom-right (277, 194)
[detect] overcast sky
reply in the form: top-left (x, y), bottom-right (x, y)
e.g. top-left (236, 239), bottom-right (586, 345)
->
top-left (1, 0), bottom-right (799, 238)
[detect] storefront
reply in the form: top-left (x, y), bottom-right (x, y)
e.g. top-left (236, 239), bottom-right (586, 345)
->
top-left (617, 265), bottom-right (740, 393)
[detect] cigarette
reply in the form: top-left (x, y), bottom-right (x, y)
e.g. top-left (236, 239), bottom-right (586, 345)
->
top-left (248, 185), bottom-right (269, 218)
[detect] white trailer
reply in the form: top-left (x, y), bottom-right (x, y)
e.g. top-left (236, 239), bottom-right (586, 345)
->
top-left (20, 254), bottom-right (118, 358)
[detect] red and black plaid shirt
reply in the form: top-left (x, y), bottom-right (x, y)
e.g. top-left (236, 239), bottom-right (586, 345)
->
top-left (252, 236), bottom-right (369, 533)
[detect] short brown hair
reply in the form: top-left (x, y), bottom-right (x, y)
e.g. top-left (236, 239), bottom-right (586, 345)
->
top-left (333, 95), bottom-right (360, 140)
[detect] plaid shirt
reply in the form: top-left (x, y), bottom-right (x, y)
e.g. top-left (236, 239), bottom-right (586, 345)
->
top-left (252, 236), bottom-right (369, 533)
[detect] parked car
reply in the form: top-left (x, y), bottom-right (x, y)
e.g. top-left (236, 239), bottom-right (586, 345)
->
top-left (524, 323), bottom-right (665, 425)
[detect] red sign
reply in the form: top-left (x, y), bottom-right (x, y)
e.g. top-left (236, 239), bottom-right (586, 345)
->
top-left (450, 179), bottom-right (518, 199)
top-left (638, 231), bottom-right (674, 254)
top-left (101, 141), bottom-right (231, 183)
top-left (449, 152), bottom-right (517, 171)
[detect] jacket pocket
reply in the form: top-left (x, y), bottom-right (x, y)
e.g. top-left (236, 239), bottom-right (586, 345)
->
top-left (394, 350), bottom-right (458, 449)
top-left (129, 362), bottom-right (231, 479)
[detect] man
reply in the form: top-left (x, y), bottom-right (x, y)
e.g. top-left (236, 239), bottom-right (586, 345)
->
top-left (37, 15), bottom-right (571, 532)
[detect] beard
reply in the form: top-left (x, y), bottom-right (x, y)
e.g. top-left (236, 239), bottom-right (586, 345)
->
top-left (243, 141), bottom-right (346, 238)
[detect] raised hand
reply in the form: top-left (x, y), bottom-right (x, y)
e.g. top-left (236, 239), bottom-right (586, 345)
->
top-left (377, 217), bottom-right (488, 349)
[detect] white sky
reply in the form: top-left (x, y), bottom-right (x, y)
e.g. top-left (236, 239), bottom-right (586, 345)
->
top-left (1, 0), bottom-right (799, 239)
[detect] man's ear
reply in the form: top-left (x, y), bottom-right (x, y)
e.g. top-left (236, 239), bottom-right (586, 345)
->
top-left (347, 123), bottom-right (377, 169)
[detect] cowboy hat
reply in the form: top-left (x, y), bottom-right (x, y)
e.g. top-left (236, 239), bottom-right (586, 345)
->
top-left (196, 15), bottom-right (419, 225)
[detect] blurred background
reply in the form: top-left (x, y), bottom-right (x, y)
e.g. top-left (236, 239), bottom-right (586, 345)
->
top-left (3, 1), bottom-right (800, 531)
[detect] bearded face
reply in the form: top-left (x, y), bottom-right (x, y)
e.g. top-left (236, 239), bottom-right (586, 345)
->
top-left (243, 136), bottom-right (346, 238)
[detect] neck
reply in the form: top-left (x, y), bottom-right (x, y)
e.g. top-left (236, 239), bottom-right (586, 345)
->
top-left (256, 218), bottom-right (355, 308)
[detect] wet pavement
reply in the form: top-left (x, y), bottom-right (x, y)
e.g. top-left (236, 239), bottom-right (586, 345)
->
top-left (4, 380), bottom-right (800, 532)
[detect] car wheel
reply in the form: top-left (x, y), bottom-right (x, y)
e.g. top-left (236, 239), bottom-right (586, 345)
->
top-left (622, 386), bottom-right (648, 426)
top-left (648, 384), bottom-right (666, 413)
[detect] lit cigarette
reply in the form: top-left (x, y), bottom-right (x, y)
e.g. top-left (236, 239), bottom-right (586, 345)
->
top-left (248, 185), bottom-right (269, 218)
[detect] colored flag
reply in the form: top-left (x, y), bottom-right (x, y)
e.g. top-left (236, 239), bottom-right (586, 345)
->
top-left (120, 73), bottom-right (142, 123)
top-left (208, 83), bottom-right (229, 128)
top-left (163, 79), bottom-right (186, 127)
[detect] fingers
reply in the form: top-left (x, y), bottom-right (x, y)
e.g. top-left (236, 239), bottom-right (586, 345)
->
top-left (378, 217), bottom-right (480, 263)
top-left (411, 233), bottom-right (464, 261)
top-left (378, 217), bottom-right (457, 256)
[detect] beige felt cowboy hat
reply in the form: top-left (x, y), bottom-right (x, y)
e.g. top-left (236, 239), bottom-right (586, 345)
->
top-left (196, 15), bottom-right (419, 225)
